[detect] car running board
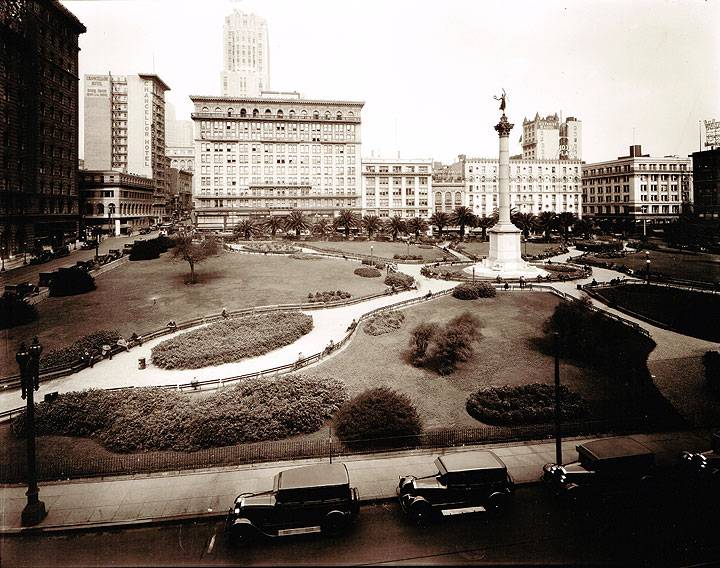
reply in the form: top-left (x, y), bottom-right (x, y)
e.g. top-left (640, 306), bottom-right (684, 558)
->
top-left (278, 526), bottom-right (322, 536)
top-left (441, 505), bottom-right (487, 516)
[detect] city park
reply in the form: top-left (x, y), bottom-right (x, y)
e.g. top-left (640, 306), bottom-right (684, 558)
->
top-left (2, 106), bottom-right (719, 527)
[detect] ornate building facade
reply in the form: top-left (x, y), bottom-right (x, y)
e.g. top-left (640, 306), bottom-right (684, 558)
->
top-left (0, 0), bottom-right (85, 256)
top-left (222, 10), bottom-right (270, 98)
top-left (190, 93), bottom-right (363, 231)
top-left (361, 158), bottom-right (432, 218)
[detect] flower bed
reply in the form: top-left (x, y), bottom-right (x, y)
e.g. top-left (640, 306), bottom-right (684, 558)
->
top-left (40, 330), bottom-right (121, 369)
top-left (306, 290), bottom-right (351, 303)
top-left (151, 312), bottom-right (313, 369)
top-left (242, 242), bottom-right (298, 254)
top-left (363, 310), bottom-right (405, 336)
top-left (466, 383), bottom-right (588, 425)
top-left (354, 266), bottom-right (381, 278)
top-left (12, 375), bottom-right (348, 452)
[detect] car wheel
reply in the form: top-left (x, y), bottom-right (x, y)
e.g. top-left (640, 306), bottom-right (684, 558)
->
top-left (228, 519), bottom-right (256, 547)
top-left (487, 491), bottom-right (509, 513)
top-left (409, 497), bottom-right (432, 526)
top-left (322, 510), bottom-right (350, 535)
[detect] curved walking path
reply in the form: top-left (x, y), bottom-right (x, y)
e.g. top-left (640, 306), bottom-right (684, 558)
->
top-left (1, 245), bottom-right (716, 426)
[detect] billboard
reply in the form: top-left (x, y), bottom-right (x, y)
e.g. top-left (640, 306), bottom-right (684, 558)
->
top-left (705, 119), bottom-right (720, 148)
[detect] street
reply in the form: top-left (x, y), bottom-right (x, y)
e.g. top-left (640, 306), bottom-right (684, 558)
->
top-left (2, 484), bottom-right (718, 566)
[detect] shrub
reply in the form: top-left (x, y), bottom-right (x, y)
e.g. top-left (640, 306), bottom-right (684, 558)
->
top-left (129, 238), bottom-right (161, 260)
top-left (409, 322), bottom-right (440, 366)
top-left (409, 312), bottom-right (481, 374)
top-left (48, 267), bottom-right (96, 297)
top-left (0, 295), bottom-right (38, 329)
top-left (12, 375), bottom-right (348, 452)
top-left (151, 312), bottom-right (313, 369)
top-left (244, 242), bottom-right (298, 254)
top-left (354, 266), bottom-right (381, 278)
top-left (466, 383), bottom-right (588, 425)
top-left (289, 253), bottom-right (323, 260)
top-left (452, 281), bottom-right (497, 299)
top-left (363, 311), bottom-right (405, 336)
top-left (361, 258), bottom-right (386, 269)
top-left (393, 254), bottom-right (423, 261)
top-left (334, 387), bottom-right (422, 449)
top-left (704, 351), bottom-right (720, 395)
top-left (384, 272), bottom-right (415, 289)
top-left (40, 330), bottom-right (121, 369)
top-left (306, 290), bottom-right (351, 303)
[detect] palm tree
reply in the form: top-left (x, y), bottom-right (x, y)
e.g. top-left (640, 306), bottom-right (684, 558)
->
top-left (572, 218), bottom-right (594, 240)
top-left (233, 219), bottom-right (260, 240)
top-left (386, 215), bottom-right (406, 240)
top-left (535, 211), bottom-right (557, 241)
top-left (362, 215), bottom-right (382, 239)
top-left (334, 209), bottom-right (361, 239)
top-left (429, 211), bottom-right (450, 238)
top-left (474, 215), bottom-right (495, 241)
top-left (405, 217), bottom-right (428, 240)
top-left (262, 216), bottom-right (285, 240)
top-left (511, 212), bottom-right (536, 240)
top-left (556, 212), bottom-right (577, 240)
top-left (284, 210), bottom-right (311, 237)
top-left (312, 217), bottom-right (332, 240)
top-left (450, 206), bottom-right (476, 240)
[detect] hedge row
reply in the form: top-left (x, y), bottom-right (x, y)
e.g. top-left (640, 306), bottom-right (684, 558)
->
top-left (151, 312), bottom-right (313, 369)
top-left (307, 290), bottom-right (351, 303)
top-left (12, 375), bottom-right (348, 452)
top-left (40, 330), bottom-right (121, 370)
top-left (48, 268), bottom-right (96, 297)
top-left (452, 281), bottom-right (497, 299)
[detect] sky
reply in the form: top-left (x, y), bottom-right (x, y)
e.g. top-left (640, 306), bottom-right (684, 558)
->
top-left (63, 0), bottom-right (720, 164)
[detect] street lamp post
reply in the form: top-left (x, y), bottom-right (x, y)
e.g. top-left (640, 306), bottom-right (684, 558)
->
top-left (645, 251), bottom-right (651, 287)
top-left (553, 331), bottom-right (563, 467)
top-left (1, 245), bottom-right (5, 272)
top-left (16, 337), bottom-right (47, 526)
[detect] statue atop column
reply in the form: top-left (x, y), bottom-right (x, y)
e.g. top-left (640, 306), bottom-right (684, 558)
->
top-left (494, 89), bottom-right (507, 113)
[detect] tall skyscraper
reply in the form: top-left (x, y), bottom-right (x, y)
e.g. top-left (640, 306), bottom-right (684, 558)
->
top-left (521, 113), bottom-right (582, 160)
top-left (221, 9), bottom-right (270, 97)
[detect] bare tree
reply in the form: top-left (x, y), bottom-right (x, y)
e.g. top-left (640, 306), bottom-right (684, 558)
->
top-left (172, 232), bottom-right (218, 284)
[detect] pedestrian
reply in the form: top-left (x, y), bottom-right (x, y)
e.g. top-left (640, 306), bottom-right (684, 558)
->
top-left (221, 307), bottom-right (229, 319)
top-left (504, 282), bottom-right (509, 291)
top-left (117, 337), bottom-right (129, 352)
top-left (101, 343), bottom-right (111, 360)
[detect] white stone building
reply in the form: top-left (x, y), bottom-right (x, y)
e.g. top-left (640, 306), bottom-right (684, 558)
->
top-left (521, 113), bottom-right (582, 160)
top-left (222, 10), bottom-right (270, 98)
top-left (361, 158), bottom-right (433, 218)
top-left (190, 93), bottom-right (363, 231)
top-left (582, 145), bottom-right (692, 223)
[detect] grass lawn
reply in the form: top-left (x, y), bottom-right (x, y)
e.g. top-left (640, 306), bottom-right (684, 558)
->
top-left (455, 241), bottom-right (563, 258)
top-left (302, 240), bottom-right (447, 261)
top-left (1, 250), bottom-right (386, 376)
top-left (594, 284), bottom-right (720, 342)
top-left (587, 249), bottom-right (720, 283)
top-left (311, 293), bottom-right (646, 429)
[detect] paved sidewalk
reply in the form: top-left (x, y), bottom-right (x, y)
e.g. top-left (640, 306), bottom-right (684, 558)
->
top-left (0, 429), bottom-right (708, 534)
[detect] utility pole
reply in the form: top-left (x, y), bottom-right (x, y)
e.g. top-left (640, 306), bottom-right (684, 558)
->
top-left (554, 331), bottom-right (562, 466)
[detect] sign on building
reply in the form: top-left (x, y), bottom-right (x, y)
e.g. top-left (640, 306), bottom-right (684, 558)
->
top-left (705, 119), bottom-right (720, 148)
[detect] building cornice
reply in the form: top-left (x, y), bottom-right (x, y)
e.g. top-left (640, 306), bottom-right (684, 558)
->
top-left (190, 95), bottom-right (364, 107)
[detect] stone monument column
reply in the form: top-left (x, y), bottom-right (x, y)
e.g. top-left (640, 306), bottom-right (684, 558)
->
top-left (496, 115), bottom-right (513, 225)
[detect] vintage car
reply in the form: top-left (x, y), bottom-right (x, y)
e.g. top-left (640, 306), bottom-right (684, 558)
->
top-left (543, 437), bottom-right (655, 501)
top-left (80, 239), bottom-right (98, 250)
top-left (679, 432), bottom-right (720, 488)
top-left (225, 463), bottom-right (359, 546)
top-left (398, 451), bottom-right (514, 523)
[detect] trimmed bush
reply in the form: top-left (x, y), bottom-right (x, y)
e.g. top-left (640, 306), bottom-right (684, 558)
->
top-left (48, 267), bottom-right (96, 297)
top-left (40, 330), bottom-right (121, 369)
top-left (466, 383), bottom-right (588, 425)
top-left (704, 351), bottom-right (720, 395)
top-left (151, 312), bottom-right (313, 369)
top-left (384, 272), bottom-right (415, 289)
top-left (0, 295), bottom-right (38, 329)
top-left (12, 375), bottom-right (348, 452)
top-left (393, 254), bottom-right (423, 261)
top-left (334, 387), bottom-right (422, 449)
top-left (354, 266), bottom-right (381, 278)
top-left (129, 239), bottom-right (161, 260)
top-left (409, 312), bottom-right (481, 375)
top-left (307, 290), bottom-right (351, 303)
top-left (452, 281), bottom-right (497, 299)
top-left (362, 258), bottom-right (385, 270)
top-left (363, 311), bottom-right (405, 336)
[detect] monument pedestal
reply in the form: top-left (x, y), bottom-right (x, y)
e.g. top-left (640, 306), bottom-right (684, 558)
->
top-left (464, 223), bottom-right (549, 279)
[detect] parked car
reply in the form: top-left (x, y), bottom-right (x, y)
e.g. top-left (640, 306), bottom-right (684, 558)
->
top-left (3, 282), bottom-right (37, 299)
top-left (225, 463), bottom-right (359, 546)
top-left (543, 438), bottom-right (655, 502)
top-left (398, 451), bottom-right (514, 524)
top-left (54, 245), bottom-right (70, 258)
top-left (123, 243), bottom-right (134, 254)
top-left (679, 432), bottom-right (720, 488)
top-left (139, 228), bottom-right (151, 235)
top-left (29, 250), bottom-right (53, 264)
top-left (80, 239), bottom-right (98, 250)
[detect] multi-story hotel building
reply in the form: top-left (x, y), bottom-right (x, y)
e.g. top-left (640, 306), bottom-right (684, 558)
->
top-left (582, 145), bottom-right (692, 223)
top-left (521, 113), bottom-right (582, 160)
top-left (0, 0), bottom-right (85, 255)
top-left (79, 170), bottom-right (155, 235)
top-left (432, 156), bottom-right (466, 213)
top-left (165, 102), bottom-right (194, 173)
top-left (464, 157), bottom-right (583, 218)
top-left (83, 73), bottom-right (171, 224)
top-left (691, 148), bottom-right (720, 220)
top-left (190, 93), bottom-right (363, 231)
top-left (361, 158), bottom-right (433, 218)
top-left (222, 10), bottom-right (270, 98)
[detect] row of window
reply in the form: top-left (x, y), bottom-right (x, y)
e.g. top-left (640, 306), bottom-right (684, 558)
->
top-left (198, 107), bottom-right (357, 120)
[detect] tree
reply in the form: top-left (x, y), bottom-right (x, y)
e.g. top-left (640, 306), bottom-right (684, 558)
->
top-left (284, 210), bottom-right (311, 237)
top-left (172, 233), bottom-right (218, 284)
top-left (312, 217), bottom-right (332, 239)
top-left (409, 322), bottom-right (440, 366)
top-left (556, 212), bottom-right (577, 240)
top-left (262, 216), bottom-right (285, 239)
top-left (429, 211), bottom-right (450, 238)
top-left (405, 217), bottom-right (428, 240)
top-left (334, 209), bottom-right (361, 239)
top-left (535, 211), bottom-right (557, 240)
top-left (386, 215), bottom-right (406, 240)
top-left (450, 206), bottom-right (476, 240)
top-left (474, 215), bottom-right (495, 241)
top-left (362, 215), bottom-right (382, 239)
top-left (233, 219), bottom-right (260, 240)
top-left (511, 212), bottom-right (536, 239)
top-left (573, 218), bottom-right (594, 240)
